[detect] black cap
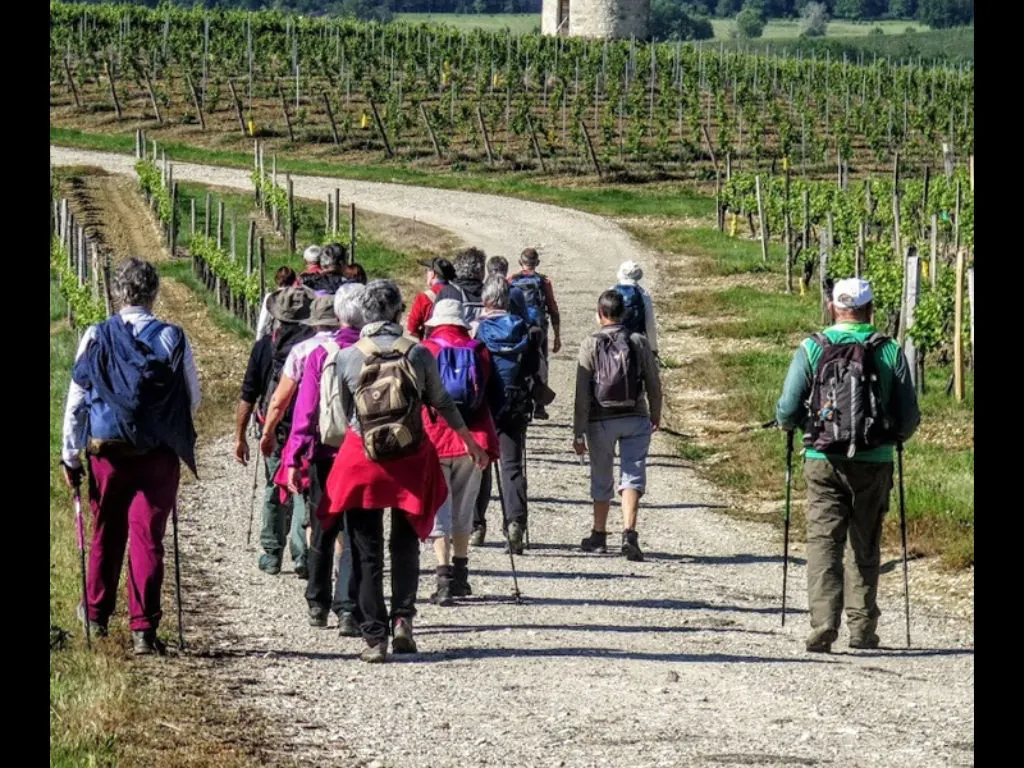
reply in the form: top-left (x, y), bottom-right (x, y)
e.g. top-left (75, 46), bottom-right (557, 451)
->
top-left (420, 257), bottom-right (455, 281)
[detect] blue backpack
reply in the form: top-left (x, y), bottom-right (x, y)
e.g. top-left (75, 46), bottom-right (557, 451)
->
top-left (476, 313), bottom-right (531, 421)
top-left (616, 283), bottom-right (647, 336)
top-left (430, 336), bottom-right (486, 423)
top-left (510, 272), bottom-right (547, 328)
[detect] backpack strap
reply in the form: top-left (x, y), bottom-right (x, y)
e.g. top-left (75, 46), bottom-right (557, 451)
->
top-left (810, 332), bottom-right (830, 351)
top-left (425, 289), bottom-right (438, 304)
top-left (355, 337), bottom-right (382, 359)
top-left (392, 336), bottom-right (417, 358)
top-left (321, 340), bottom-right (341, 359)
top-left (864, 331), bottom-right (889, 350)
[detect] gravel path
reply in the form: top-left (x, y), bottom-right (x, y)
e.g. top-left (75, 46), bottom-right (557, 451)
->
top-left (52, 147), bottom-right (974, 768)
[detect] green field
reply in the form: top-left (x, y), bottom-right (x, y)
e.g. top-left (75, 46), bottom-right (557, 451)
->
top-left (710, 17), bottom-right (927, 39)
top-left (395, 12), bottom-right (539, 34)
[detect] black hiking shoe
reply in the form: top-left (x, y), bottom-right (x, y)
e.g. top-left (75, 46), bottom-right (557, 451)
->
top-left (469, 526), bottom-right (486, 547)
top-left (337, 612), bottom-right (361, 638)
top-left (430, 568), bottom-right (454, 606)
top-left (294, 564), bottom-right (309, 580)
top-left (805, 627), bottom-right (839, 653)
top-left (580, 529), bottom-right (608, 554)
top-left (621, 529), bottom-right (645, 562)
top-left (451, 558), bottom-right (472, 597)
top-left (392, 618), bottom-right (418, 654)
top-left (360, 639), bottom-right (388, 664)
top-left (77, 603), bottom-right (109, 638)
top-left (848, 633), bottom-right (880, 650)
top-left (506, 522), bottom-right (525, 555)
top-left (308, 605), bottom-right (329, 628)
top-left (258, 554), bottom-right (282, 575)
top-left (132, 629), bottom-right (167, 656)
top-left (533, 405), bottom-right (549, 420)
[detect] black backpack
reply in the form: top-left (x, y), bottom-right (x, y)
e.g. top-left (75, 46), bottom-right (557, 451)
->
top-left (300, 272), bottom-right (349, 295)
top-left (260, 321), bottom-right (315, 443)
top-left (592, 328), bottom-right (641, 411)
top-left (804, 332), bottom-right (893, 458)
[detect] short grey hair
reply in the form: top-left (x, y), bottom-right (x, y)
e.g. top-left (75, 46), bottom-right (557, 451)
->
top-left (454, 248), bottom-right (486, 281)
top-left (359, 280), bottom-right (403, 324)
top-left (114, 258), bottom-right (160, 309)
top-left (482, 275), bottom-right (509, 310)
top-left (333, 282), bottom-right (366, 328)
top-left (486, 255), bottom-right (509, 277)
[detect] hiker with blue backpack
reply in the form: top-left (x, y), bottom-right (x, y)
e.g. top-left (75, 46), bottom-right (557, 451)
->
top-left (317, 281), bottom-right (489, 662)
top-left (421, 298), bottom-right (502, 604)
top-left (613, 261), bottom-right (658, 357)
top-left (471, 276), bottom-right (540, 552)
top-left (60, 258), bottom-right (200, 656)
top-left (775, 277), bottom-right (920, 653)
top-left (274, 285), bottom-right (367, 636)
top-left (486, 255), bottom-right (530, 325)
top-left (509, 247), bottom-right (561, 420)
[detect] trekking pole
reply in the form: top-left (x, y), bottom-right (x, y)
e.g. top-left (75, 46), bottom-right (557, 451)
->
top-left (493, 463), bottom-right (523, 604)
top-left (781, 430), bottom-right (794, 627)
top-left (897, 441), bottom-right (911, 648)
top-left (171, 502), bottom-right (185, 651)
top-left (246, 451), bottom-right (261, 549)
top-left (72, 483), bottom-right (91, 650)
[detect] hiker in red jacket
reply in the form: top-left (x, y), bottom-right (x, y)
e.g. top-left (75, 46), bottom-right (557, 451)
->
top-left (406, 257), bottom-right (456, 339)
top-left (420, 299), bottom-right (501, 605)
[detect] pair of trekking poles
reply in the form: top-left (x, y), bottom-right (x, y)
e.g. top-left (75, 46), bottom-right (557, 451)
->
top-left (779, 430), bottom-right (912, 647)
top-left (72, 481), bottom-right (186, 652)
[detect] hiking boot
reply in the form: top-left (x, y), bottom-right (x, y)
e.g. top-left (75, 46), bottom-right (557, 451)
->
top-left (294, 563), bottom-right (309, 580)
top-left (132, 629), bottom-right (167, 656)
top-left (580, 529), bottom-right (608, 554)
top-left (392, 618), bottom-right (418, 654)
top-left (469, 526), bottom-right (486, 547)
top-left (258, 554), bottom-right (282, 575)
top-left (533, 405), bottom-right (549, 420)
top-left (360, 639), bottom-right (388, 664)
top-left (849, 632), bottom-right (880, 650)
top-left (451, 558), bottom-right (472, 598)
top-left (805, 627), bottom-right (839, 653)
top-left (77, 603), bottom-right (109, 638)
top-left (506, 522), bottom-right (525, 555)
top-left (621, 529), bottom-right (645, 562)
top-left (337, 612), bottom-right (361, 638)
top-left (430, 568), bottom-right (454, 607)
top-left (308, 605), bottom-right (329, 628)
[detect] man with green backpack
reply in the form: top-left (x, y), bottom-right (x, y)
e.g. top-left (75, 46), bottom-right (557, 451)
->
top-left (775, 277), bottom-right (921, 653)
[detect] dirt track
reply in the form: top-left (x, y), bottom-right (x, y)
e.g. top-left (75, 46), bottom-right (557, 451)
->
top-left (51, 146), bottom-right (974, 768)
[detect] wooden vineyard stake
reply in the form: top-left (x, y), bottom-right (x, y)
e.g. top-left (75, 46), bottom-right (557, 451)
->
top-left (930, 214), bottom-right (938, 289)
top-left (277, 80), bottom-right (295, 141)
top-left (169, 182), bottom-right (178, 252)
top-left (892, 153), bottom-right (901, 269)
top-left (102, 254), bottom-right (114, 317)
top-left (953, 249), bottom-right (965, 402)
top-left (967, 267), bottom-right (975, 369)
top-left (322, 92), bottom-right (340, 145)
top-left (216, 200), bottom-right (224, 250)
top-left (579, 118), bottom-right (602, 177)
top-left (953, 180), bottom-right (962, 254)
top-left (190, 199), bottom-right (196, 236)
top-left (368, 99), bottom-right (393, 158)
top-left (420, 103), bottom-right (442, 160)
top-left (204, 193), bottom-right (212, 238)
top-left (104, 59), bottom-right (122, 120)
top-left (246, 221), bottom-right (256, 320)
top-left (819, 234), bottom-right (829, 323)
top-left (755, 175), bottom-right (769, 265)
top-left (287, 177), bottom-right (296, 253)
top-left (258, 236), bottom-right (267, 331)
top-left (526, 113), bottom-right (546, 173)
top-left (90, 243), bottom-right (100, 301)
top-left (349, 203), bottom-right (356, 263)
top-left (334, 189), bottom-right (341, 237)
top-left (227, 79), bottom-right (247, 136)
top-left (784, 163), bottom-right (793, 293)
top-left (185, 70), bottom-right (206, 131)
top-left (903, 253), bottom-right (921, 392)
top-left (141, 64), bottom-right (163, 124)
top-left (325, 195), bottom-right (332, 236)
top-left (63, 57), bottom-right (81, 109)
top-left (477, 106), bottom-right (495, 166)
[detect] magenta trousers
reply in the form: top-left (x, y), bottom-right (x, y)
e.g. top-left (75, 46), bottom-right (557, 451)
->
top-left (86, 448), bottom-right (180, 631)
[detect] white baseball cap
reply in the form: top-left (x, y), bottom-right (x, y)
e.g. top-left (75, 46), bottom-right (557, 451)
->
top-left (832, 278), bottom-right (873, 309)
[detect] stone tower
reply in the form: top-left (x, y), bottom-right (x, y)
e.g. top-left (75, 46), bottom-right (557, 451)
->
top-left (541, 0), bottom-right (650, 40)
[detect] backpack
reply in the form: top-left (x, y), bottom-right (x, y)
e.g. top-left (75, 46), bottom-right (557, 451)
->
top-left (352, 336), bottom-right (424, 461)
top-left (804, 332), bottom-right (893, 458)
top-left (429, 336), bottom-right (486, 424)
top-left (476, 313), bottom-right (532, 423)
top-left (592, 328), bottom-right (641, 411)
top-left (616, 284), bottom-right (647, 336)
top-left (455, 282), bottom-right (484, 326)
top-left (510, 272), bottom-right (547, 328)
top-left (317, 340), bottom-right (347, 448)
top-left (260, 322), bottom-right (315, 442)
top-left (301, 272), bottom-right (348, 295)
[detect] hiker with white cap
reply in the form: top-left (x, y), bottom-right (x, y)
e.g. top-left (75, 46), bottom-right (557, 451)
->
top-left (420, 299), bottom-right (501, 605)
top-left (612, 260), bottom-right (658, 356)
top-left (775, 276), bottom-right (920, 654)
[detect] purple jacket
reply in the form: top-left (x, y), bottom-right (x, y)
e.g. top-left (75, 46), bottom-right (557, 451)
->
top-left (280, 327), bottom-right (361, 470)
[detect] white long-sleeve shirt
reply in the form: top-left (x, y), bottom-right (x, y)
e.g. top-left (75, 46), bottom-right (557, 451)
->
top-left (61, 306), bottom-right (202, 468)
top-left (612, 279), bottom-right (658, 353)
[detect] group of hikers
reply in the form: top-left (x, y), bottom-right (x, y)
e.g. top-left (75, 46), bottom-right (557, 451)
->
top-left (60, 237), bottom-right (918, 661)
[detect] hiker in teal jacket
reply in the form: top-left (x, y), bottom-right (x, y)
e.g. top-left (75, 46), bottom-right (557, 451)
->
top-left (776, 277), bottom-right (920, 653)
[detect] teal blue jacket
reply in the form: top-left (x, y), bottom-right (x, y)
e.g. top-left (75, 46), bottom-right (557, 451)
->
top-left (775, 322), bottom-right (921, 462)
